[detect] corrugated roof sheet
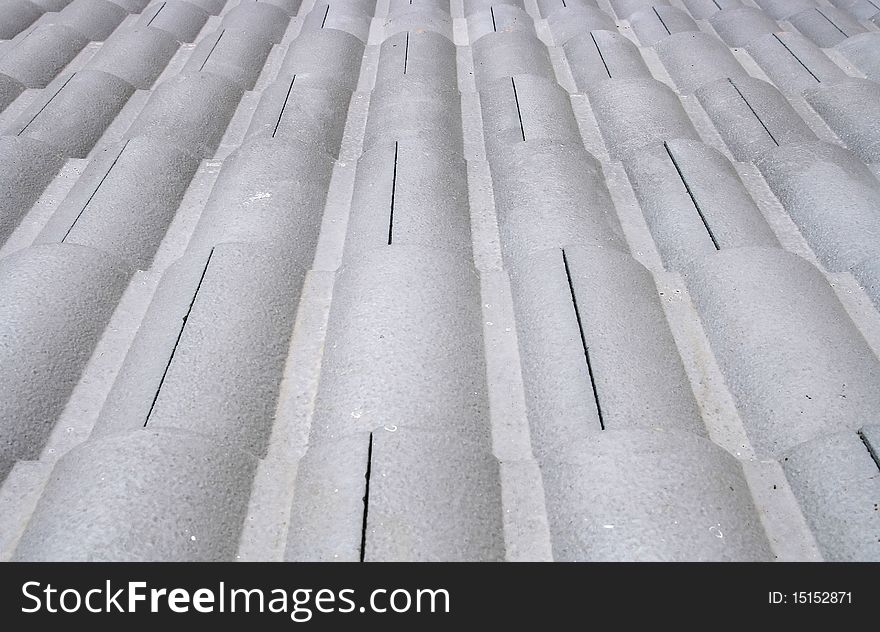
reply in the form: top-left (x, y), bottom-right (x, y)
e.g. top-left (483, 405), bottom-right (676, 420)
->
top-left (0, 0), bottom-right (879, 562)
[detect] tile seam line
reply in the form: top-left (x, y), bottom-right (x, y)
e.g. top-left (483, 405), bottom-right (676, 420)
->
top-left (771, 33), bottom-right (820, 83)
top-left (147, 1), bottom-right (167, 26)
top-left (590, 32), bottom-right (612, 79)
top-left (814, 8), bottom-right (849, 38)
top-left (561, 248), bottom-right (605, 431)
top-left (388, 141), bottom-right (398, 245)
top-left (199, 29), bottom-right (225, 72)
top-left (359, 433), bottom-right (374, 562)
top-left (143, 246), bottom-right (215, 427)
top-left (663, 141), bottom-right (720, 250)
top-left (510, 77), bottom-right (526, 142)
top-left (726, 77), bottom-right (779, 146)
top-left (62, 140), bottom-right (131, 243)
top-left (17, 74), bottom-right (75, 135)
top-left (272, 74), bottom-right (297, 137)
top-left (652, 6), bottom-right (671, 35)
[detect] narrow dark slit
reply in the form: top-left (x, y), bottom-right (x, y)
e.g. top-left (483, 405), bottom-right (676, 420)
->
top-left (858, 431), bottom-right (880, 472)
top-left (199, 30), bottom-right (225, 72)
top-left (147, 1), bottom-right (166, 26)
top-left (62, 141), bottom-right (130, 242)
top-left (727, 78), bottom-right (778, 146)
top-left (663, 142), bottom-right (720, 250)
top-left (868, 0), bottom-right (880, 11)
top-left (359, 433), bottom-right (374, 562)
top-left (561, 249), bottom-right (605, 431)
top-left (653, 7), bottom-right (671, 34)
top-left (18, 74), bottom-right (75, 135)
top-left (711, 0), bottom-right (722, 9)
top-left (772, 34), bottom-right (820, 82)
top-left (815, 9), bottom-right (848, 37)
top-left (591, 32), bottom-right (611, 79)
top-left (491, 6), bottom-right (497, 32)
top-left (388, 141), bottom-right (398, 245)
top-left (562, 0), bottom-right (567, 6)
top-left (272, 75), bottom-right (296, 138)
top-left (320, 4), bottom-right (330, 28)
top-left (143, 247), bottom-right (215, 427)
top-left (403, 32), bottom-right (409, 74)
top-left (511, 77), bottom-right (526, 142)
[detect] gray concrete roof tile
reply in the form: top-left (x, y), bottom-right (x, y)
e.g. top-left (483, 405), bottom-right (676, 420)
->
top-left (14, 428), bottom-right (259, 561)
top-left (804, 78), bottom-right (880, 164)
top-left (480, 74), bottom-right (583, 151)
top-left (0, 0), bottom-right (43, 40)
top-left (831, 0), bottom-right (880, 20)
top-left (183, 28), bottom-right (274, 90)
top-left (3, 0), bottom-right (880, 561)
top-left (656, 31), bottom-right (750, 94)
top-left (35, 137), bottom-right (200, 268)
top-left (630, 6), bottom-right (698, 46)
top-left (6, 70), bottom-right (135, 158)
top-left (46, 0), bottom-right (128, 41)
top-left (185, 137), bottom-right (334, 254)
top-left (345, 141), bottom-right (472, 259)
top-left (695, 76), bottom-right (816, 161)
top-left (302, 2), bottom-right (371, 42)
top-left (589, 78), bottom-right (700, 159)
top-left (310, 246), bottom-right (492, 447)
top-left (137, 1), bottom-right (210, 43)
top-left (782, 429), bottom-right (880, 561)
top-left (85, 27), bottom-right (180, 89)
top-left (610, 0), bottom-right (670, 20)
top-left (472, 31), bottom-right (555, 83)
top-left (464, 0), bottom-right (523, 16)
top-left (124, 71), bottom-right (244, 156)
top-left (710, 7), bottom-right (780, 47)
top-left (30, 0), bottom-right (73, 8)
top-left (788, 7), bottom-right (866, 47)
top-left (389, 0), bottom-right (448, 14)
top-left (244, 75), bottom-right (352, 155)
top-left (0, 25), bottom-right (88, 89)
top-left (756, 141), bottom-right (880, 272)
top-left (384, 9), bottom-right (453, 39)
top-left (363, 76), bottom-right (462, 153)
top-left (683, 247), bottom-right (880, 458)
top-left (0, 135), bottom-right (66, 246)
top-left (0, 73), bottom-right (25, 113)
top-left (220, 2), bottom-right (290, 43)
top-left (541, 428), bottom-right (772, 560)
top-left (745, 32), bottom-right (845, 96)
top-left (836, 32), bottom-right (880, 81)
top-left (508, 246), bottom-right (705, 463)
top-left (488, 142), bottom-right (624, 259)
top-left (0, 244), bottom-right (132, 480)
top-left (377, 29), bottom-right (457, 92)
top-left (546, 6), bottom-right (617, 47)
top-left (753, 0), bottom-right (816, 20)
top-left (563, 30), bottom-right (652, 89)
top-left (537, 0), bottom-right (598, 18)
top-left (468, 6), bottom-right (535, 44)
top-left (278, 28), bottom-right (365, 89)
top-left (624, 139), bottom-right (778, 269)
top-left (680, 0), bottom-right (741, 20)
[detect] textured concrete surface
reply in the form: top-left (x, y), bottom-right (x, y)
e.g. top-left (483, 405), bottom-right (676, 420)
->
top-left (1, 0), bottom-right (879, 562)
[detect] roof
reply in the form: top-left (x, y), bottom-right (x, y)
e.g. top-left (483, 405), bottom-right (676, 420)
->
top-left (0, 0), bottom-right (879, 562)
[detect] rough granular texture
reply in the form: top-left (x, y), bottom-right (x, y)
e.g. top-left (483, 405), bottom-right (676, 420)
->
top-left (0, 0), bottom-right (879, 562)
